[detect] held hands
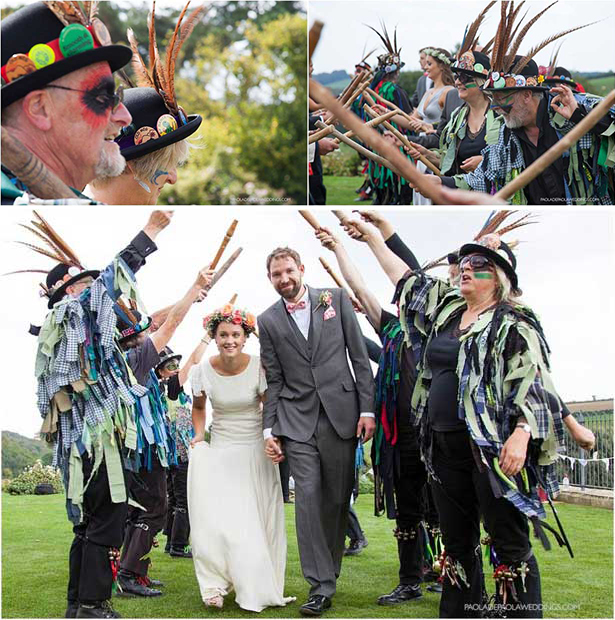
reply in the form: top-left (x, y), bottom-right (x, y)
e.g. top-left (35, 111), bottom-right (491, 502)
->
top-left (190, 432), bottom-right (205, 447)
top-left (265, 437), bottom-right (285, 463)
top-left (550, 85), bottom-right (578, 120)
top-left (499, 427), bottom-right (530, 476)
top-left (356, 416), bottom-right (376, 443)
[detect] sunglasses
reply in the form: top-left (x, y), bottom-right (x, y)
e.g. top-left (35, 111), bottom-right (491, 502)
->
top-left (456, 73), bottom-right (476, 86)
top-left (459, 255), bottom-right (495, 272)
top-left (490, 92), bottom-right (516, 112)
top-left (163, 361), bottom-right (180, 372)
top-left (46, 82), bottom-right (125, 113)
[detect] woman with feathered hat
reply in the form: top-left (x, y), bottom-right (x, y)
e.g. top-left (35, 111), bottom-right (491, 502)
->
top-left (90, 1), bottom-right (204, 205)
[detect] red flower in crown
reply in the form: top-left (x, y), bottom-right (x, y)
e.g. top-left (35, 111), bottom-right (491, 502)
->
top-left (231, 310), bottom-right (243, 325)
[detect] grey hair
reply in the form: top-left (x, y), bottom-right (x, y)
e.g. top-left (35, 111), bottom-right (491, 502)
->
top-left (494, 265), bottom-right (520, 303)
top-left (91, 138), bottom-right (191, 186)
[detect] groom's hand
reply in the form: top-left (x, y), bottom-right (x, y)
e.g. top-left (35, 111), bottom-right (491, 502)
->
top-left (265, 437), bottom-right (285, 463)
top-left (356, 416), bottom-right (376, 442)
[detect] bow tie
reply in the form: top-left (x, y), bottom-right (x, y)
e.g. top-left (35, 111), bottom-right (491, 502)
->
top-left (286, 300), bottom-right (306, 314)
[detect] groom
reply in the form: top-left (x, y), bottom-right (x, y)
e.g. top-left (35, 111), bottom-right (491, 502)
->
top-left (259, 247), bottom-right (375, 616)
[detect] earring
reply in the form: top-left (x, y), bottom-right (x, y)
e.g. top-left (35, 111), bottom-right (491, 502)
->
top-left (135, 177), bottom-right (151, 193)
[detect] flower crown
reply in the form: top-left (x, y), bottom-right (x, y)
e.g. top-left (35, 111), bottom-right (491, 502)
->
top-left (423, 48), bottom-right (452, 66)
top-left (203, 305), bottom-right (256, 339)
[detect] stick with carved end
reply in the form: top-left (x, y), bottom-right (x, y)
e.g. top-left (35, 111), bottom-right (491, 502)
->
top-left (210, 220), bottom-right (238, 269)
top-left (319, 256), bottom-right (362, 311)
top-left (298, 210), bottom-right (322, 231)
top-left (207, 247), bottom-right (243, 290)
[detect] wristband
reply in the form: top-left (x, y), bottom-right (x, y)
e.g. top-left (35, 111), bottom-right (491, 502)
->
top-left (515, 423), bottom-right (531, 434)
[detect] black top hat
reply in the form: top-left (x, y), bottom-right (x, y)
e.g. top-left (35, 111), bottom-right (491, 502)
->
top-left (115, 87), bottom-right (202, 161)
top-left (447, 252), bottom-right (460, 265)
top-left (452, 50), bottom-right (491, 80)
top-left (544, 66), bottom-right (579, 91)
top-left (46, 263), bottom-right (100, 309)
top-left (484, 57), bottom-right (548, 93)
top-left (1, 2), bottom-right (132, 109)
top-left (458, 240), bottom-right (519, 291)
top-left (116, 308), bottom-right (152, 343)
top-left (155, 346), bottom-right (182, 373)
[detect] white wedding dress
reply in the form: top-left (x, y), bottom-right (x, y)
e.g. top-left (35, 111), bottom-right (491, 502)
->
top-left (187, 354), bottom-right (295, 612)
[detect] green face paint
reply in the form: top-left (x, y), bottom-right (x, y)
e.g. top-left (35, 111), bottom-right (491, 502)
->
top-left (464, 82), bottom-right (478, 89)
top-left (474, 272), bottom-right (494, 279)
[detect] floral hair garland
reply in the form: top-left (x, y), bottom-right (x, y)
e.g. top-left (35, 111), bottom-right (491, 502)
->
top-left (422, 48), bottom-right (453, 66)
top-left (203, 305), bottom-right (257, 339)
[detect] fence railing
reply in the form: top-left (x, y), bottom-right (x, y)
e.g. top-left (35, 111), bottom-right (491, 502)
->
top-left (555, 409), bottom-right (613, 490)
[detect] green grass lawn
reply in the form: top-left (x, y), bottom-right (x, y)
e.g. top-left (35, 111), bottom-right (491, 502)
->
top-left (2, 493), bottom-right (613, 618)
top-left (323, 175), bottom-right (364, 206)
top-left (585, 76), bottom-right (615, 97)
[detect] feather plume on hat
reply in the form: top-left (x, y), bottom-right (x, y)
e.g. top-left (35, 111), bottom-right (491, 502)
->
top-left (126, 1), bottom-right (208, 117)
top-left (421, 211), bottom-right (536, 272)
top-left (458, 1), bottom-right (496, 59)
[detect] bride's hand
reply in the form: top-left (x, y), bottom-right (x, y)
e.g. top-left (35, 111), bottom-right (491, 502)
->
top-left (191, 432), bottom-right (205, 447)
top-left (265, 437), bottom-right (285, 463)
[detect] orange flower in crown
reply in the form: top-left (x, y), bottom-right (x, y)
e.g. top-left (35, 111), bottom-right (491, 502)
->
top-left (203, 305), bottom-right (257, 339)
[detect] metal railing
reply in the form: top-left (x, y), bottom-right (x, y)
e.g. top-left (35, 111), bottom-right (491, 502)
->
top-left (555, 410), bottom-right (613, 490)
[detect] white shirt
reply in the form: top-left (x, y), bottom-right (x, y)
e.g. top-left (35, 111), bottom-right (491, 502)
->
top-left (263, 286), bottom-right (374, 440)
top-left (285, 285), bottom-right (311, 339)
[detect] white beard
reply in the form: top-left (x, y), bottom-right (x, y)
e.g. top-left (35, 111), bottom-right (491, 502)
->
top-left (94, 142), bottom-right (126, 179)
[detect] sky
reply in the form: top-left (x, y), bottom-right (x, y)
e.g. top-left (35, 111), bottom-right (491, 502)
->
top-left (0, 207), bottom-right (612, 438)
top-left (310, 0), bottom-right (615, 75)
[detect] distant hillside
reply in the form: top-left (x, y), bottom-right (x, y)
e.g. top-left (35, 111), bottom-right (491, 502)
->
top-left (2, 431), bottom-right (53, 479)
top-left (313, 71), bottom-right (352, 97)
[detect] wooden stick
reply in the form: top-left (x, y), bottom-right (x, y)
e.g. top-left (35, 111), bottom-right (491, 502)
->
top-left (309, 124), bottom-right (335, 144)
top-left (228, 294), bottom-right (238, 305)
top-left (210, 220), bottom-right (238, 269)
top-left (309, 20), bottom-right (323, 61)
top-left (339, 109), bottom-right (399, 140)
top-left (338, 73), bottom-right (364, 105)
top-left (310, 79), bottom-right (443, 202)
top-left (1, 127), bottom-right (75, 200)
top-left (207, 247), bottom-right (243, 290)
top-left (366, 87), bottom-right (414, 122)
top-left (495, 89), bottom-right (615, 201)
top-left (315, 120), bottom-right (404, 178)
top-left (363, 104), bottom-right (442, 176)
top-left (298, 210), bottom-right (322, 230)
top-left (331, 210), bottom-right (350, 224)
top-left (318, 256), bottom-right (361, 310)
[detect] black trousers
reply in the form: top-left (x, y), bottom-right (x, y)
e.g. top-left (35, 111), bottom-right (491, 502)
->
top-left (163, 461), bottom-right (190, 549)
top-left (431, 430), bottom-right (542, 618)
top-left (119, 455), bottom-right (167, 577)
top-left (279, 457), bottom-right (291, 502)
top-left (346, 504), bottom-right (364, 541)
top-left (394, 425), bottom-right (435, 586)
top-left (67, 456), bottom-right (127, 604)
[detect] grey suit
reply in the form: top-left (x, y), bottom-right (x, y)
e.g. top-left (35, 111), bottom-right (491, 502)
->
top-left (258, 286), bottom-right (375, 598)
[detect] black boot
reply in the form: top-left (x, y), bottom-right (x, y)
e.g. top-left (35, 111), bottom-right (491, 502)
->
top-left (76, 601), bottom-right (120, 618)
top-left (377, 584), bottom-right (422, 605)
top-left (117, 573), bottom-right (162, 597)
top-left (169, 545), bottom-right (193, 558)
top-left (65, 601), bottom-right (79, 618)
top-left (344, 538), bottom-right (368, 556)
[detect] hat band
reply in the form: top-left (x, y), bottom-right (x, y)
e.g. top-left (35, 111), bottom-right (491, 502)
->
top-left (2, 23), bottom-right (103, 85)
top-left (484, 71), bottom-right (546, 89)
top-left (115, 107), bottom-right (190, 150)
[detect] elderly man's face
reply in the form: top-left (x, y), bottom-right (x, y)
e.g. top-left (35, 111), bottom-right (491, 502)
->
top-left (491, 90), bottom-right (530, 129)
top-left (47, 62), bottom-right (131, 186)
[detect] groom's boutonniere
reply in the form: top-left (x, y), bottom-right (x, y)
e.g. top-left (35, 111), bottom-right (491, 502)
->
top-left (314, 290), bottom-right (336, 320)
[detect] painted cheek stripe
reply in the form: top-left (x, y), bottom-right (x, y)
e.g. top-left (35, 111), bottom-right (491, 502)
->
top-left (474, 272), bottom-right (494, 279)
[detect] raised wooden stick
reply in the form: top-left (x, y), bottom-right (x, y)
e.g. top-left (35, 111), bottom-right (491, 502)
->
top-left (298, 210), bottom-right (322, 230)
top-left (338, 72), bottom-right (364, 105)
top-left (1, 127), bottom-right (75, 200)
top-left (309, 20), bottom-right (323, 60)
top-left (310, 80), bottom-right (443, 202)
top-left (366, 87), bottom-right (414, 122)
top-left (315, 120), bottom-right (403, 177)
top-left (228, 293), bottom-right (238, 305)
top-left (363, 104), bottom-right (442, 176)
top-left (210, 220), bottom-right (238, 269)
top-left (208, 247), bottom-right (243, 290)
top-left (495, 89), bottom-right (615, 201)
top-left (319, 256), bottom-right (361, 309)
top-left (331, 210), bottom-right (350, 224)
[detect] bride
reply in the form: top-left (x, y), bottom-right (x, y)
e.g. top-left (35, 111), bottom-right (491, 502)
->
top-left (188, 304), bottom-right (295, 612)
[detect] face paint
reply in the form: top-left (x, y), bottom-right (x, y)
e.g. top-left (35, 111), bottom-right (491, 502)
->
top-left (151, 169), bottom-right (168, 187)
top-left (491, 92), bottom-right (515, 112)
top-left (474, 272), bottom-right (494, 279)
top-left (77, 69), bottom-right (115, 129)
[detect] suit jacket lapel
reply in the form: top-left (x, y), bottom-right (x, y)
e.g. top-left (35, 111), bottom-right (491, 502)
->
top-left (273, 298), bottom-right (310, 361)
top-left (308, 286), bottom-right (323, 359)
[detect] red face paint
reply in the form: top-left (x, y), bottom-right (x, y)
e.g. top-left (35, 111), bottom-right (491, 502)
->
top-left (75, 66), bottom-right (114, 129)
